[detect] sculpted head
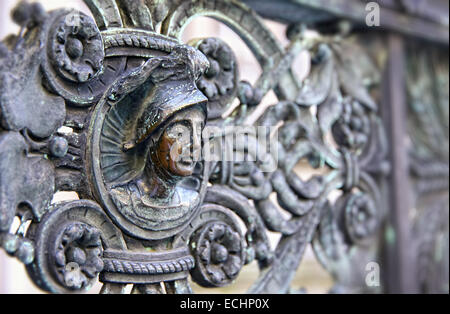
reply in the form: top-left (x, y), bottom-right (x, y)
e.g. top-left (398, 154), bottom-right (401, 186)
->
top-left (151, 105), bottom-right (206, 178)
top-left (96, 40), bottom-right (211, 238)
top-left (104, 44), bottom-right (210, 200)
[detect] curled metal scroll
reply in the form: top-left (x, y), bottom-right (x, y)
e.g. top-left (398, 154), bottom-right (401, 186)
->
top-left (0, 0), bottom-right (391, 294)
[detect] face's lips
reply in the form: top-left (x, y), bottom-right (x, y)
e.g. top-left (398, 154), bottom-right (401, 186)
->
top-left (179, 147), bottom-right (201, 165)
top-left (175, 160), bottom-right (196, 176)
top-left (172, 151), bottom-right (196, 173)
top-left (180, 154), bottom-right (193, 162)
top-left (179, 157), bottom-right (195, 167)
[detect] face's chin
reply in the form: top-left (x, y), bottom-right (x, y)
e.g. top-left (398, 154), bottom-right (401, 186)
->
top-left (163, 142), bottom-right (197, 177)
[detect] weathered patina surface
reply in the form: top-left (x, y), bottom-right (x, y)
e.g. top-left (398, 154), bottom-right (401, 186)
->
top-left (0, 0), bottom-right (448, 294)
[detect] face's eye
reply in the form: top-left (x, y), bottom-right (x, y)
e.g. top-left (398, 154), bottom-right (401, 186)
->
top-left (166, 123), bottom-right (190, 140)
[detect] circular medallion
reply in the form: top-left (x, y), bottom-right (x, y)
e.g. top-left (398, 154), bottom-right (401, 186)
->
top-left (190, 221), bottom-right (245, 287)
top-left (42, 10), bottom-right (126, 106)
top-left (88, 94), bottom-right (210, 241)
top-left (25, 200), bottom-right (125, 294)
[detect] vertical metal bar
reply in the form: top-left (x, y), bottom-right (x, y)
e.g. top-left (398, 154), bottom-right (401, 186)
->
top-left (381, 34), bottom-right (418, 293)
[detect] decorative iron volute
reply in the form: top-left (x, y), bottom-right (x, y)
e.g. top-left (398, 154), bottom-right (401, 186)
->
top-left (0, 0), bottom-right (408, 295)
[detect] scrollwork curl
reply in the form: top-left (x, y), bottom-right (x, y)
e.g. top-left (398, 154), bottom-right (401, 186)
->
top-left (25, 200), bottom-right (125, 294)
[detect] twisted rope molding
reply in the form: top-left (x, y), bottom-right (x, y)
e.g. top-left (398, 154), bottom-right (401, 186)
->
top-left (102, 256), bottom-right (195, 275)
top-left (102, 29), bottom-right (178, 52)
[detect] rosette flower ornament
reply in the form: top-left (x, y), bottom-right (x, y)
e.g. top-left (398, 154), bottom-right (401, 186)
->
top-left (332, 97), bottom-right (371, 152)
top-left (193, 38), bottom-right (238, 120)
top-left (54, 223), bottom-right (104, 290)
top-left (337, 192), bottom-right (380, 246)
top-left (191, 222), bottom-right (245, 287)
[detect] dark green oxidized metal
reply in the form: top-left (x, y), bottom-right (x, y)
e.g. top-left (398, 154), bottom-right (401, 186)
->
top-left (0, 0), bottom-right (448, 294)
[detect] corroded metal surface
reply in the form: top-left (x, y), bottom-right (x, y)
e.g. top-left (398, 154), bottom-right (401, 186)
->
top-left (0, 0), bottom-right (448, 294)
top-left (243, 0), bottom-right (449, 44)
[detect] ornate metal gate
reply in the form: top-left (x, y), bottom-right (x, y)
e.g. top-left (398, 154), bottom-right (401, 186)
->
top-left (0, 0), bottom-right (448, 294)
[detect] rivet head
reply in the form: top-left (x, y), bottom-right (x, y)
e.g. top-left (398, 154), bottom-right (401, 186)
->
top-left (49, 137), bottom-right (69, 158)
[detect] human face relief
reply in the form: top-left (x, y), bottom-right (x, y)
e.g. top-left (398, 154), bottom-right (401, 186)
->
top-left (156, 107), bottom-right (205, 177)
